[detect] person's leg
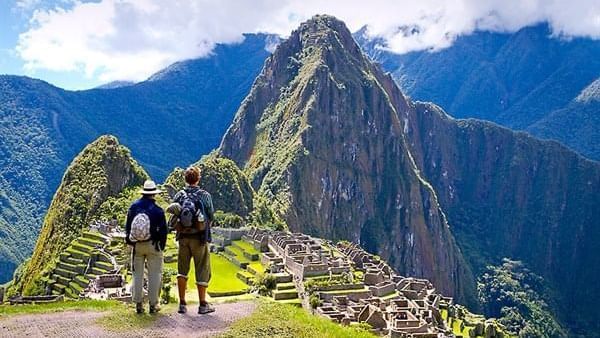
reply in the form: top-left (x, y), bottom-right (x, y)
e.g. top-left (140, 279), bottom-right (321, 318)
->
top-left (193, 241), bottom-right (213, 314)
top-left (147, 242), bottom-right (164, 312)
top-left (177, 237), bottom-right (192, 313)
top-left (177, 276), bottom-right (187, 303)
top-left (198, 284), bottom-right (207, 304)
top-left (131, 244), bottom-right (145, 313)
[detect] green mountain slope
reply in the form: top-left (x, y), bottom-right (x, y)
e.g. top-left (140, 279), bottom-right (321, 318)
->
top-left (405, 102), bottom-right (600, 335)
top-left (528, 78), bottom-right (600, 160)
top-left (219, 15), bottom-right (476, 306)
top-left (164, 154), bottom-right (255, 218)
top-left (10, 135), bottom-right (147, 295)
top-left (219, 15), bottom-right (600, 336)
top-left (0, 34), bottom-right (271, 283)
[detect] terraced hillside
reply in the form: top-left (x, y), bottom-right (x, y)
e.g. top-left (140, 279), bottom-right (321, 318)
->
top-left (10, 136), bottom-right (147, 296)
top-left (42, 231), bottom-right (124, 298)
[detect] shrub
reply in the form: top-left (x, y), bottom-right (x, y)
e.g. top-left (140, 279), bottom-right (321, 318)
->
top-left (214, 210), bottom-right (244, 228)
top-left (309, 294), bottom-right (322, 309)
top-left (161, 267), bottom-right (177, 304)
top-left (254, 273), bottom-right (277, 296)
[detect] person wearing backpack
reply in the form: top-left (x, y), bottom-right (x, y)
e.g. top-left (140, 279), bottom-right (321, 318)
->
top-left (125, 180), bottom-right (168, 314)
top-left (169, 166), bottom-right (215, 315)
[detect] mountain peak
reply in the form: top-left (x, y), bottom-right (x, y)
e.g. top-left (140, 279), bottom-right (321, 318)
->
top-left (219, 16), bottom-right (475, 304)
top-left (295, 14), bottom-right (353, 44)
top-left (282, 15), bottom-right (366, 66)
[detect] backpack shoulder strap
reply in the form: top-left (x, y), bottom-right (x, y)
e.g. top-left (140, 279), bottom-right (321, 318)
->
top-left (191, 191), bottom-right (205, 213)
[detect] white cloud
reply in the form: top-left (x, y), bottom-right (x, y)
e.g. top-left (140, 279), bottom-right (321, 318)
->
top-left (16, 0), bottom-right (600, 83)
top-left (15, 0), bottom-right (42, 10)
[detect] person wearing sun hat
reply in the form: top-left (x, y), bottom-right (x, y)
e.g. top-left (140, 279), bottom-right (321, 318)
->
top-left (125, 179), bottom-right (168, 314)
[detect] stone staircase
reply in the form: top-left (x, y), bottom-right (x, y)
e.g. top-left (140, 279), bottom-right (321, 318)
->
top-left (272, 281), bottom-right (299, 301)
top-left (46, 231), bottom-right (119, 298)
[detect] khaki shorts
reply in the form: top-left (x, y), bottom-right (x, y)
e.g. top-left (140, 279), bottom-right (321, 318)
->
top-left (177, 237), bottom-right (211, 286)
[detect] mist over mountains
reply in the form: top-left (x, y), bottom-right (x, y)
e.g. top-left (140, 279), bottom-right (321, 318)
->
top-left (356, 23), bottom-right (600, 160)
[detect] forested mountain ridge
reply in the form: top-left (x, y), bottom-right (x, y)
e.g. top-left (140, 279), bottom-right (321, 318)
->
top-left (10, 135), bottom-right (147, 295)
top-left (356, 24), bottom-right (600, 161)
top-left (0, 34), bottom-right (272, 283)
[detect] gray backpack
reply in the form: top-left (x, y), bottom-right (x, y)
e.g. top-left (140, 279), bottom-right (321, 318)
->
top-left (179, 191), bottom-right (206, 232)
top-left (129, 212), bottom-right (151, 242)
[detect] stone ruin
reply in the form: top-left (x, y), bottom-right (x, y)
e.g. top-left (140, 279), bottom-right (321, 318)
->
top-left (8, 295), bottom-right (64, 305)
top-left (243, 228), bottom-right (352, 280)
top-left (84, 274), bottom-right (130, 301)
top-left (241, 228), bottom-right (503, 337)
top-left (89, 219), bottom-right (123, 237)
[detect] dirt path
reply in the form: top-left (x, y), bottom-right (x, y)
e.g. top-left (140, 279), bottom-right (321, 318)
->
top-left (0, 301), bottom-right (256, 338)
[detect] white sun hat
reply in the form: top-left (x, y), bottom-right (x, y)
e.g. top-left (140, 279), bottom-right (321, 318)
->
top-left (139, 180), bottom-right (162, 195)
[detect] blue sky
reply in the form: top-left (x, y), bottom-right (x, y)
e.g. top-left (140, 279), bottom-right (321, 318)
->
top-left (0, 1), bottom-right (106, 89)
top-left (1, 1), bottom-right (598, 91)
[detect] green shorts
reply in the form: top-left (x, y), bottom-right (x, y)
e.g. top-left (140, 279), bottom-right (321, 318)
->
top-left (177, 237), bottom-right (211, 286)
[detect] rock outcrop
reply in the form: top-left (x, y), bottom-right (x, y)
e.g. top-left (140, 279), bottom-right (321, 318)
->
top-left (11, 135), bottom-right (147, 295)
top-left (219, 15), bottom-right (476, 305)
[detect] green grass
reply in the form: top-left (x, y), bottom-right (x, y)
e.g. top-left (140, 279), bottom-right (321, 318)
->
top-left (248, 262), bottom-right (266, 275)
top-left (210, 254), bottom-right (251, 293)
top-left (218, 300), bottom-right (375, 338)
top-left (380, 291), bottom-right (399, 300)
top-left (97, 303), bottom-right (177, 331)
top-left (165, 252), bottom-right (249, 300)
top-left (225, 246), bottom-right (249, 263)
top-left (163, 235), bottom-right (251, 301)
top-left (303, 274), bottom-right (344, 282)
top-left (232, 240), bottom-right (260, 256)
top-left (319, 287), bottom-right (369, 295)
top-left (451, 318), bottom-right (477, 337)
top-left (0, 299), bottom-right (122, 316)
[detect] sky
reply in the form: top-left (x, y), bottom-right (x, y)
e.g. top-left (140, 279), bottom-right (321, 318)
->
top-left (1, 0), bottom-right (599, 90)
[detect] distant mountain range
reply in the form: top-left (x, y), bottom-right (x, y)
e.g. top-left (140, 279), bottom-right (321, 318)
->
top-left (0, 33), bottom-right (271, 283)
top-left (355, 24), bottom-right (600, 160)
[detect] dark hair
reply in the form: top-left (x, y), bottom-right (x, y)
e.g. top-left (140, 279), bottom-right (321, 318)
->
top-left (184, 166), bottom-right (201, 185)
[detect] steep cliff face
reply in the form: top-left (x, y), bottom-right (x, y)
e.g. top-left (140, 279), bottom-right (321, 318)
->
top-left (403, 102), bottom-right (600, 334)
top-left (219, 15), bottom-right (476, 305)
top-left (12, 135), bottom-right (147, 295)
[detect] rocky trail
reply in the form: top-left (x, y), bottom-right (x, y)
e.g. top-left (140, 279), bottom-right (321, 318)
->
top-left (0, 301), bottom-right (256, 338)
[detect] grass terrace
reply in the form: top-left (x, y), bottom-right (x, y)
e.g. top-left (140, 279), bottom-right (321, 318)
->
top-left (218, 300), bottom-right (375, 338)
top-left (232, 240), bottom-right (260, 255)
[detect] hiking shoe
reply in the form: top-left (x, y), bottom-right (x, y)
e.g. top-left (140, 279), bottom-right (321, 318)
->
top-left (198, 302), bottom-right (215, 314)
top-left (135, 302), bottom-right (144, 314)
top-left (149, 304), bottom-right (161, 314)
top-left (178, 303), bottom-right (187, 314)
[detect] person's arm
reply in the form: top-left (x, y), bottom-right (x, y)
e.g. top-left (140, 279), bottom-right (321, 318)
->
top-left (124, 206), bottom-right (134, 246)
top-left (157, 209), bottom-right (168, 250)
top-left (202, 192), bottom-right (215, 223)
top-left (203, 192), bottom-right (214, 243)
